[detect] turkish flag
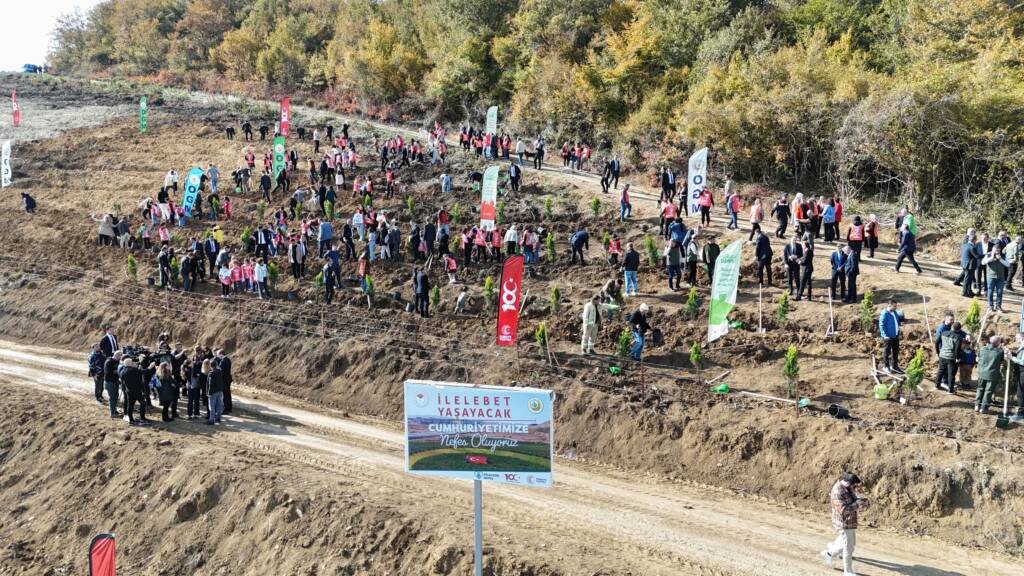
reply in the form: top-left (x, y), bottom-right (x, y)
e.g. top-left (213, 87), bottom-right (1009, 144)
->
top-left (12, 91), bottom-right (20, 127)
top-left (279, 97), bottom-right (290, 138)
top-left (89, 533), bottom-right (116, 576)
top-left (496, 255), bottom-right (524, 347)
top-left (466, 454), bottom-right (489, 465)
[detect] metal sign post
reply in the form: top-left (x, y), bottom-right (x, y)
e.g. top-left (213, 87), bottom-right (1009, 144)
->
top-left (474, 479), bottom-right (483, 576)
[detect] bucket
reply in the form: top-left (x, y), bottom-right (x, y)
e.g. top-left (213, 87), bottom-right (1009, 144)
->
top-left (827, 404), bottom-right (850, 419)
top-left (996, 414), bottom-right (1010, 429)
top-left (873, 383), bottom-right (889, 400)
top-left (609, 366), bottom-right (621, 376)
top-left (651, 328), bottom-right (664, 346)
top-left (404, 302), bottom-right (415, 313)
top-left (713, 383), bottom-right (730, 394)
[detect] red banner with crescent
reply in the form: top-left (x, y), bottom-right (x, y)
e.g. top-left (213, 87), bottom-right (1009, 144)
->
top-left (279, 97), bottom-right (290, 138)
top-left (89, 533), bottom-right (116, 576)
top-left (12, 91), bottom-right (20, 127)
top-left (496, 255), bottom-right (524, 346)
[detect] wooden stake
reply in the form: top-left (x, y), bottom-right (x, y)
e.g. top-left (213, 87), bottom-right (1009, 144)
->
top-left (320, 311), bottom-right (326, 339)
top-left (826, 288), bottom-right (835, 338)
top-left (758, 283), bottom-right (764, 334)
top-left (922, 295), bottom-right (932, 345)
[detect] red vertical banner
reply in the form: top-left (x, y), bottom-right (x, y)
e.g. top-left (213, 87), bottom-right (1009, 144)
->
top-left (496, 255), bottom-right (525, 346)
top-left (88, 533), bottom-right (116, 576)
top-left (12, 91), bottom-right (20, 127)
top-left (279, 97), bottom-right (290, 138)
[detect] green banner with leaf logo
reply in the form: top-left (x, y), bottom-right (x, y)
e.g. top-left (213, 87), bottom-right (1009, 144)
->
top-left (139, 96), bottom-right (148, 133)
top-left (708, 241), bottom-right (742, 342)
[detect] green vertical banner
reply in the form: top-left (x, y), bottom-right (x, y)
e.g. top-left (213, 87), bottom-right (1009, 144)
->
top-left (139, 96), bottom-right (148, 133)
top-left (485, 105), bottom-right (497, 135)
top-left (707, 241), bottom-right (742, 342)
top-left (273, 136), bottom-right (286, 178)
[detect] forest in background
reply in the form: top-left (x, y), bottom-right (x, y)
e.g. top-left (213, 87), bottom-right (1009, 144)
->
top-left (47, 0), bottom-right (1024, 223)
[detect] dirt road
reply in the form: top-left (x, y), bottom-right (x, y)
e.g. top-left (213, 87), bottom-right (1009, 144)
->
top-left (1, 340), bottom-right (1015, 576)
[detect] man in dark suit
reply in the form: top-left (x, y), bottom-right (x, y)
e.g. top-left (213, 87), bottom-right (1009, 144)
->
top-left (843, 245), bottom-right (860, 303)
top-left (783, 235), bottom-right (803, 296)
top-left (215, 349), bottom-right (233, 414)
top-left (755, 230), bottom-right (774, 286)
top-left (99, 328), bottom-right (119, 359)
top-left (413, 268), bottom-right (431, 318)
top-left (204, 236), bottom-right (220, 276)
top-left (798, 239), bottom-right (814, 300)
top-left (830, 245), bottom-right (847, 302)
top-left (955, 230), bottom-right (977, 297)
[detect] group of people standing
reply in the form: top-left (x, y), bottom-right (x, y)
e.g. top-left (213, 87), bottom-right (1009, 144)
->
top-left (87, 328), bottom-right (233, 426)
top-left (956, 228), bottom-right (1021, 312)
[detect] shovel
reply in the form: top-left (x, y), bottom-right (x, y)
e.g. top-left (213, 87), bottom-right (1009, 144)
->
top-left (996, 366), bottom-right (1011, 429)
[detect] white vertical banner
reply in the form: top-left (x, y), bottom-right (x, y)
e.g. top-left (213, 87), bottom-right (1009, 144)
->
top-left (687, 147), bottom-right (708, 217)
top-left (485, 106), bottom-right (498, 135)
top-left (1, 140), bottom-right (11, 188)
top-left (480, 166), bottom-right (499, 231)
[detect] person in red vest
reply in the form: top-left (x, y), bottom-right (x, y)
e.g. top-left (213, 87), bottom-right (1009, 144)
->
top-left (660, 199), bottom-right (678, 239)
top-left (865, 214), bottom-right (880, 258)
top-left (846, 216), bottom-right (866, 256)
top-left (698, 188), bottom-right (714, 227)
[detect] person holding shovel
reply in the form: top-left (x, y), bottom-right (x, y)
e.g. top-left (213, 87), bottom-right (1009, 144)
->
top-left (1011, 334), bottom-right (1024, 422)
top-left (821, 472), bottom-right (869, 576)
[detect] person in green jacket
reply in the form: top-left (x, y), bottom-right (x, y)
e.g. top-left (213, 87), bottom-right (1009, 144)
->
top-left (975, 335), bottom-right (1005, 413)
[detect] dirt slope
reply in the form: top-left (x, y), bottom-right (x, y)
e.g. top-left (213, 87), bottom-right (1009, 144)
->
top-left (2, 340), bottom-right (1021, 576)
top-left (1, 72), bottom-right (1023, 565)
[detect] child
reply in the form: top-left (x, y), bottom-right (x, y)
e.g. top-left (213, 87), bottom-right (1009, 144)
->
top-left (230, 260), bottom-right (243, 294)
top-left (223, 196), bottom-right (233, 220)
top-left (255, 258), bottom-right (269, 299)
top-left (455, 286), bottom-right (468, 314)
top-left (443, 253), bottom-right (458, 284)
top-left (139, 223), bottom-right (152, 250)
top-left (608, 234), bottom-right (622, 265)
top-left (959, 336), bottom-right (976, 390)
top-left (242, 258), bottom-right (255, 292)
top-left (158, 224), bottom-right (170, 246)
top-left (218, 265), bottom-right (231, 297)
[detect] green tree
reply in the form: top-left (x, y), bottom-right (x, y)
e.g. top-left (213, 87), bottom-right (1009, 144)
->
top-left (483, 275), bottom-right (496, 311)
top-left (644, 235), bottom-right (659, 267)
top-left (685, 287), bottom-right (699, 319)
top-left (903, 348), bottom-right (927, 403)
top-left (965, 298), bottom-right (981, 334)
top-left (544, 196), bottom-right (553, 220)
top-left (616, 328), bottom-right (632, 358)
top-left (126, 253), bottom-right (138, 281)
top-left (550, 285), bottom-right (560, 315)
top-left (776, 291), bottom-right (790, 325)
top-left (545, 232), bottom-right (556, 264)
top-left (783, 345), bottom-right (799, 398)
top-left (430, 284), bottom-right (441, 312)
top-left (690, 341), bottom-right (704, 385)
top-left (535, 321), bottom-right (547, 347)
top-left (859, 290), bottom-right (876, 333)
top-left (589, 196), bottom-right (601, 218)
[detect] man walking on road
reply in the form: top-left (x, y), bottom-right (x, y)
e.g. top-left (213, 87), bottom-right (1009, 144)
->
top-left (820, 472), bottom-right (869, 576)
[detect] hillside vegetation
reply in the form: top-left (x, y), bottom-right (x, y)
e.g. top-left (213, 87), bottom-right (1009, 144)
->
top-left (49, 0), bottom-right (1024, 222)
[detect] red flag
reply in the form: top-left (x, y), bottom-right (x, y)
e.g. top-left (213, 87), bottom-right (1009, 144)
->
top-left (496, 255), bottom-right (524, 347)
top-left (279, 97), bottom-right (290, 138)
top-left (12, 91), bottom-right (20, 127)
top-left (466, 454), bottom-right (488, 465)
top-left (89, 533), bottom-right (116, 576)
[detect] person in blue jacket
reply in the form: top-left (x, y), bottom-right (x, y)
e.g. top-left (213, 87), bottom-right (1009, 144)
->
top-left (830, 245), bottom-right (846, 302)
top-left (879, 300), bottom-right (905, 373)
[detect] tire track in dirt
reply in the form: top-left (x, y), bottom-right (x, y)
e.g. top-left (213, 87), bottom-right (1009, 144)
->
top-left (1, 340), bottom-right (1018, 576)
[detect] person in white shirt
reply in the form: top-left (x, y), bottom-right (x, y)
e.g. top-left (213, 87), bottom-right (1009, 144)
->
top-left (581, 295), bottom-right (600, 354)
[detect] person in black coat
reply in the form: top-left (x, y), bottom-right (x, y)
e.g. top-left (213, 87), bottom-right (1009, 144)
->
top-left (955, 230), bottom-right (978, 297)
top-left (570, 229), bottom-right (590, 265)
top-left (797, 240), bottom-right (814, 300)
top-left (754, 230), bottom-right (773, 286)
top-left (783, 236), bottom-right (803, 296)
top-left (120, 358), bottom-right (148, 425)
top-left (894, 224), bottom-right (922, 274)
top-left (215, 349), bottom-right (233, 414)
top-left (842, 245), bottom-right (860, 304)
top-left (99, 328), bottom-right (120, 359)
top-left (158, 247), bottom-right (171, 289)
top-left (103, 352), bottom-right (122, 418)
top-left (413, 268), bottom-right (431, 317)
top-left (21, 192), bottom-right (36, 214)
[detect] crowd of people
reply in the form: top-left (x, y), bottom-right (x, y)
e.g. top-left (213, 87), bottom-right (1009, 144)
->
top-left (87, 328), bottom-right (233, 426)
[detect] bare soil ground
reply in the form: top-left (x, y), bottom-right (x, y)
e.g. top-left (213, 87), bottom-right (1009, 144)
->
top-left (0, 72), bottom-right (1022, 571)
top-left (2, 340), bottom-right (1021, 576)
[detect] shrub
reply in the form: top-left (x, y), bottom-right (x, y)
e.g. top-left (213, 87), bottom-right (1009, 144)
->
top-left (535, 322), bottom-right (547, 347)
top-left (644, 235), bottom-right (659, 267)
top-left (617, 328), bottom-right (632, 357)
top-left (965, 298), bottom-right (981, 333)
top-left (293, 203), bottom-right (303, 221)
top-left (267, 262), bottom-right (279, 285)
top-left (406, 195), bottom-right (415, 215)
top-left (169, 257), bottom-right (180, 283)
top-left (685, 287), bottom-right (699, 319)
top-left (544, 197), bottom-right (553, 220)
top-left (783, 345), bottom-right (799, 398)
top-left (430, 284), bottom-right (440, 311)
top-left (451, 203), bottom-right (462, 224)
top-left (776, 291), bottom-right (790, 325)
top-left (257, 200), bottom-right (267, 220)
top-left (903, 348), bottom-right (927, 402)
top-left (483, 275), bottom-right (495, 310)
top-left (497, 201), bottom-right (506, 225)
top-left (689, 341), bottom-right (703, 370)
top-left (590, 196), bottom-right (601, 218)
top-left (550, 285), bottom-right (560, 315)
top-left (602, 231), bottom-right (611, 252)
top-left (126, 254), bottom-right (137, 280)
top-left (859, 290), bottom-right (875, 333)
top-left (240, 225), bottom-right (252, 248)
top-left (324, 200), bottom-right (334, 219)
top-left (545, 232), bottom-right (556, 264)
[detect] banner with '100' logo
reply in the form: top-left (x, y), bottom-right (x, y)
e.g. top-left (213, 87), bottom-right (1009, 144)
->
top-left (272, 136), bottom-right (286, 178)
top-left (181, 167), bottom-right (204, 217)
